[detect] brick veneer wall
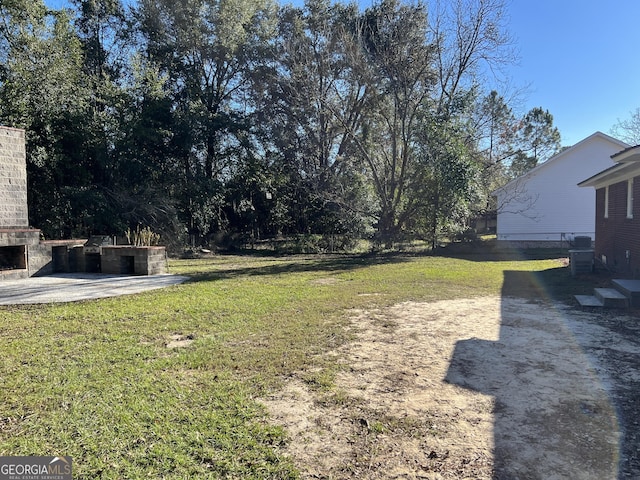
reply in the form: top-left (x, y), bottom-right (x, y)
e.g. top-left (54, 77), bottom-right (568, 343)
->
top-left (0, 127), bottom-right (28, 228)
top-left (595, 178), bottom-right (640, 277)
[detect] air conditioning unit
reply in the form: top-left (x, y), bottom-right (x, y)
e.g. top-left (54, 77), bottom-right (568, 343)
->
top-left (573, 236), bottom-right (592, 249)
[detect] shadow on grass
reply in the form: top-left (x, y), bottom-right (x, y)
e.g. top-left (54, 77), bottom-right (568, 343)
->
top-left (179, 252), bottom-right (412, 283)
top-left (434, 244), bottom-right (571, 262)
top-left (500, 267), bottom-right (614, 303)
top-left (435, 241), bottom-right (617, 304)
top-left (180, 247), bottom-right (614, 306)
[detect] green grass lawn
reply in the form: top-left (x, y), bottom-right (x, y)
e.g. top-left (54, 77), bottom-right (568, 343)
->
top-left (0, 252), bottom-right (579, 478)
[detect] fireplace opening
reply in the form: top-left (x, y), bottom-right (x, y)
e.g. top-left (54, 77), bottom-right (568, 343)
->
top-left (0, 245), bottom-right (27, 271)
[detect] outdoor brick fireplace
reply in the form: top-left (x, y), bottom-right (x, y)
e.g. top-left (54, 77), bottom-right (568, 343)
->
top-left (0, 127), bottom-right (42, 280)
top-left (0, 125), bottom-right (167, 280)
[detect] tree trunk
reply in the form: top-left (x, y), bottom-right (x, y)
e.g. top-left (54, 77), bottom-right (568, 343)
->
top-left (431, 186), bottom-right (440, 250)
top-left (378, 207), bottom-right (398, 249)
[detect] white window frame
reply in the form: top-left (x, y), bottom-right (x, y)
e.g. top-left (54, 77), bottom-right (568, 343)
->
top-left (604, 185), bottom-right (609, 218)
top-left (627, 178), bottom-right (634, 219)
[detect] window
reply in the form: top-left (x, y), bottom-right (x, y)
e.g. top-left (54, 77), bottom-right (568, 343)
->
top-left (604, 185), bottom-right (609, 218)
top-left (627, 179), bottom-right (634, 219)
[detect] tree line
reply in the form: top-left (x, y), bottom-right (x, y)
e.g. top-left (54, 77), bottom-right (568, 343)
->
top-left (0, 0), bottom-right (561, 250)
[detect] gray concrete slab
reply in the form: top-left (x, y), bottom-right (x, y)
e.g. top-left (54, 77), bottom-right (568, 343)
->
top-left (612, 279), bottom-right (640, 293)
top-left (594, 287), bottom-right (629, 308)
top-left (0, 273), bottom-right (189, 305)
top-left (574, 295), bottom-right (604, 307)
top-left (612, 279), bottom-right (640, 308)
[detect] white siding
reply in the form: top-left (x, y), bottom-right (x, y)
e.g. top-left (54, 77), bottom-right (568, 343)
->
top-left (495, 133), bottom-right (628, 242)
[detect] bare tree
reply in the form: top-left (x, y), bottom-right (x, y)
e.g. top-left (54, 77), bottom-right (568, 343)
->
top-left (610, 107), bottom-right (640, 146)
top-left (494, 176), bottom-right (541, 221)
top-left (429, 0), bottom-right (516, 115)
top-left (420, 0), bottom-right (516, 244)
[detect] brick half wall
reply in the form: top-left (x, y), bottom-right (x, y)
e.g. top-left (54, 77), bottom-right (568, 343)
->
top-left (101, 246), bottom-right (167, 275)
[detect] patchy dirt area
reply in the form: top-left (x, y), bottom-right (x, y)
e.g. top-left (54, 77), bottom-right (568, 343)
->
top-left (261, 297), bottom-right (640, 479)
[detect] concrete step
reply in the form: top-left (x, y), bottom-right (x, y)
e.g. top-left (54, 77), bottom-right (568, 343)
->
top-left (594, 288), bottom-right (629, 308)
top-left (612, 279), bottom-right (640, 308)
top-left (575, 295), bottom-right (604, 307)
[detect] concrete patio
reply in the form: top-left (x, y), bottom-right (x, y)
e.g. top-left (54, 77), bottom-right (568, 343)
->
top-left (0, 273), bottom-right (189, 305)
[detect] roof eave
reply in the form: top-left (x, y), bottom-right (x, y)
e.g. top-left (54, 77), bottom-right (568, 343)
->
top-left (579, 162), bottom-right (640, 188)
top-left (611, 144), bottom-right (640, 163)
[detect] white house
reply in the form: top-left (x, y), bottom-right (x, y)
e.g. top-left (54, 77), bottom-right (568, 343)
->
top-left (493, 132), bottom-right (629, 246)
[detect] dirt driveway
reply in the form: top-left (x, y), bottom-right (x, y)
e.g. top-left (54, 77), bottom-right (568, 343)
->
top-left (262, 296), bottom-right (640, 479)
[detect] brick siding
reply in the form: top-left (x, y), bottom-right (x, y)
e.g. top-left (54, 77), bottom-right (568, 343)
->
top-left (595, 178), bottom-right (640, 277)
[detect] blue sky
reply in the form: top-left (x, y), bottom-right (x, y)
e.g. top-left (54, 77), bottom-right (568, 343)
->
top-left (504, 1), bottom-right (640, 147)
top-left (45, 0), bottom-right (640, 147)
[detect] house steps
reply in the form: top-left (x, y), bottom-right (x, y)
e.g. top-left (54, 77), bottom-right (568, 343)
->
top-left (575, 279), bottom-right (640, 309)
top-left (595, 288), bottom-right (629, 308)
top-left (611, 279), bottom-right (640, 308)
top-left (574, 295), bottom-right (604, 307)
